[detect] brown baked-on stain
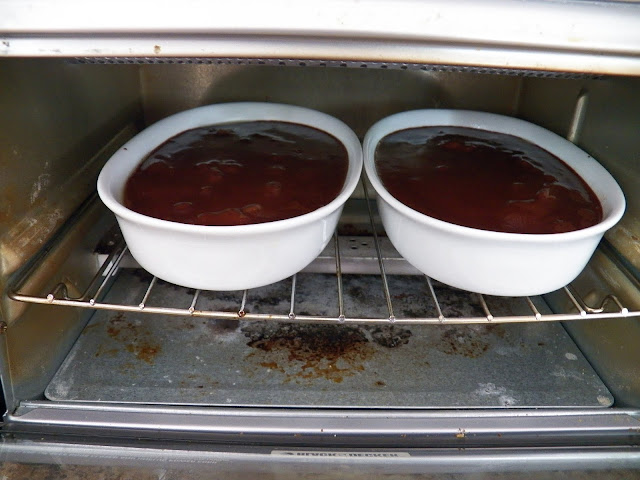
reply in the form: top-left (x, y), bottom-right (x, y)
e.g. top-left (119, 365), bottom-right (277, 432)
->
top-left (125, 344), bottom-right (161, 364)
top-left (260, 361), bottom-right (284, 373)
top-left (106, 313), bottom-right (161, 364)
top-left (207, 319), bottom-right (238, 335)
top-left (106, 312), bottom-right (126, 338)
top-left (243, 323), bottom-right (376, 384)
top-left (435, 324), bottom-right (506, 358)
top-left (94, 346), bottom-right (119, 358)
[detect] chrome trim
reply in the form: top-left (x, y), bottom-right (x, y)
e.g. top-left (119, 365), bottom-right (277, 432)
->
top-left (2, 0), bottom-right (640, 75)
top-left (2, 438), bottom-right (640, 475)
top-left (7, 402), bottom-right (640, 447)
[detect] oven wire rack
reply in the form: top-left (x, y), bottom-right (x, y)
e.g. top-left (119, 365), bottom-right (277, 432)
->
top-left (9, 202), bottom-right (638, 326)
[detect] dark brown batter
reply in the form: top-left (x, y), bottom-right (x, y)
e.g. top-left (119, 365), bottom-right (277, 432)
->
top-left (124, 121), bottom-right (348, 226)
top-left (375, 126), bottom-right (602, 234)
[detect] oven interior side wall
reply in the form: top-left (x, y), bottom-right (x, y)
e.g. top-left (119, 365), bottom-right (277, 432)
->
top-left (517, 76), bottom-right (640, 270)
top-left (517, 75), bottom-right (640, 407)
top-left (0, 59), bottom-right (143, 409)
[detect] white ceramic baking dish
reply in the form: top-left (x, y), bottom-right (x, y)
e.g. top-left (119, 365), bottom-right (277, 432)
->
top-left (98, 102), bottom-right (362, 291)
top-left (363, 109), bottom-right (626, 296)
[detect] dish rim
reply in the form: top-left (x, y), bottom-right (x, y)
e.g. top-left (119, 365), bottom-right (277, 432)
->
top-left (363, 109), bottom-right (626, 243)
top-left (98, 102), bottom-right (363, 236)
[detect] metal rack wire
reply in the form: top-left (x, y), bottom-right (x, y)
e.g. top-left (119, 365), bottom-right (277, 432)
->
top-left (9, 211), bottom-right (638, 326)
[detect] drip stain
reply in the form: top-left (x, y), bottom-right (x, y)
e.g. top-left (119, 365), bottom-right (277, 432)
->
top-left (242, 323), bottom-right (411, 383)
top-left (105, 312), bottom-right (161, 364)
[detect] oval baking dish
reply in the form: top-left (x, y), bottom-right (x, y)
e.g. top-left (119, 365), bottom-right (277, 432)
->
top-left (363, 109), bottom-right (625, 296)
top-left (98, 103), bottom-right (363, 291)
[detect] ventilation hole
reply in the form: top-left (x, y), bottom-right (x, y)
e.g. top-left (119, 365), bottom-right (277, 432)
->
top-left (400, 65), bottom-right (408, 70)
top-left (381, 64), bottom-right (388, 69)
top-left (350, 246), bottom-right (358, 250)
top-left (360, 64), bottom-right (367, 68)
top-left (340, 63), bottom-right (347, 67)
top-left (299, 62), bottom-right (306, 66)
top-left (361, 242), bottom-right (368, 246)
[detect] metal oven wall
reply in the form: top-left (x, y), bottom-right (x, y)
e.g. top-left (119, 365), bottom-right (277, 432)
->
top-left (1, 59), bottom-right (639, 412)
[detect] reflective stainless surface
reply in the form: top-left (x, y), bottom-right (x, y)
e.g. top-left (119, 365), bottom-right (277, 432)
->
top-left (7, 402), bottom-right (640, 448)
top-left (2, 436), bottom-right (640, 478)
top-left (2, 0), bottom-right (640, 75)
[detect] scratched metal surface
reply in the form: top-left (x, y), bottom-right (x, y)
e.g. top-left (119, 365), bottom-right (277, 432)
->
top-left (45, 269), bottom-right (612, 408)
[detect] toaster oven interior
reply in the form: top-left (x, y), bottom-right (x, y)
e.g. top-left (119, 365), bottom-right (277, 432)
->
top-left (0, 58), bottom-right (639, 446)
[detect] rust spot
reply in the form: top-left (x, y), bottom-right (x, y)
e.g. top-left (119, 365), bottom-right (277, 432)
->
top-left (118, 361), bottom-right (135, 374)
top-left (441, 331), bottom-right (488, 358)
top-left (260, 361), bottom-right (282, 371)
top-left (242, 323), bottom-right (375, 383)
top-left (154, 45), bottom-right (161, 54)
top-left (125, 344), bottom-right (161, 364)
top-left (106, 313), bottom-right (161, 364)
top-left (489, 324), bottom-right (506, 338)
top-left (94, 346), bottom-right (119, 358)
top-left (106, 312), bottom-right (126, 338)
top-left (375, 380), bottom-right (386, 387)
top-left (434, 325), bottom-right (505, 358)
top-left (392, 293), bottom-right (411, 300)
top-left (366, 325), bottom-right (411, 348)
top-left (207, 319), bottom-right (238, 335)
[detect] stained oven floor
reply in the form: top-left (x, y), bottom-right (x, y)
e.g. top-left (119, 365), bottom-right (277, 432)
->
top-left (45, 269), bottom-right (613, 408)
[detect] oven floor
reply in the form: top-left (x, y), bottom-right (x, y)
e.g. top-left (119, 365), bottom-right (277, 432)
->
top-left (45, 269), bottom-right (612, 408)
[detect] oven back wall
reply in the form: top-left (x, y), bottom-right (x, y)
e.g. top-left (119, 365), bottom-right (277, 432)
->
top-left (139, 64), bottom-right (522, 134)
